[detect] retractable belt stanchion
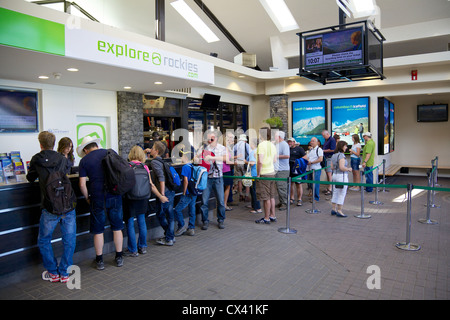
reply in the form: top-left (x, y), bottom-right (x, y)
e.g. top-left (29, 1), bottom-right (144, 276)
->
top-left (306, 169), bottom-right (321, 214)
top-left (355, 170), bottom-right (371, 219)
top-left (381, 159), bottom-right (389, 192)
top-left (396, 184), bottom-right (421, 251)
top-left (419, 166), bottom-right (438, 225)
top-left (369, 164), bottom-right (383, 205)
top-left (278, 176), bottom-right (297, 234)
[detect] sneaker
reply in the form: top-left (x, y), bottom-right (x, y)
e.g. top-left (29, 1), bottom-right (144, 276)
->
top-left (95, 259), bottom-right (105, 270)
top-left (186, 228), bottom-right (195, 236)
top-left (138, 247), bottom-right (147, 255)
top-left (123, 250), bottom-right (139, 257)
top-left (175, 224), bottom-right (188, 237)
top-left (201, 221), bottom-right (209, 230)
top-left (269, 217), bottom-right (277, 222)
top-left (115, 255), bottom-right (124, 267)
top-left (60, 275), bottom-right (69, 283)
top-left (218, 221), bottom-right (225, 229)
top-left (42, 271), bottom-right (60, 283)
top-left (255, 218), bottom-right (270, 224)
top-left (156, 238), bottom-right (174, 246)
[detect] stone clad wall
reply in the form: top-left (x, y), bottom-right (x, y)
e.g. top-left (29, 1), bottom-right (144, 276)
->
top-left (117, 91), bottom-right (143, 158)
top-left (269, 94), bottom-right (288, 134)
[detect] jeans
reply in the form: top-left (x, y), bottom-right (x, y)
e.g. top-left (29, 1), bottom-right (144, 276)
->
top-left (201, 177), bottom-right (226, 223)
top-left (174, 194), bottom-right (197, 229)
top-left (38, 209), bottom-right (76, 277)
top-left (249, 181), bottom-right (261, 210)
top-left (313, 170), bottom-right (322, 201)
top-left (157, 190), bottom-right (175, 241)
top-left (126, 213), bottom-right (147, 253)
top-left (364, 166), bottom-right (373, 192)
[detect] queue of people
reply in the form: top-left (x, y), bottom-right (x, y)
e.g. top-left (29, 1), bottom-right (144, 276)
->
top-left (28, 128), bottom-right (375, 283)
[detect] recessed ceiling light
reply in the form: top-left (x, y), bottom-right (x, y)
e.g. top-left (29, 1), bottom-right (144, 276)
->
top-left (38, 75), bottom-right (49, 79)
top-left (67, 68), bottom-right (79, 72)
top-left (124, 86), bottom-right (132, 90)
top-left (154, 81), bottom-right (163, 85)
top-left (238, 75), bottom-right (245, 78)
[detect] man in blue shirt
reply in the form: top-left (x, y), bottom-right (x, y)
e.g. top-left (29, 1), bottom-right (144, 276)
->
top-left (322, 130), bottom-right (336, 195)
top-left (78, 136), bottom-right (124, 270)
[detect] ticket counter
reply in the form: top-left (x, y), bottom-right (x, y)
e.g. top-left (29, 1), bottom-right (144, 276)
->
top-left (0, 164), bottom-right (214, 277)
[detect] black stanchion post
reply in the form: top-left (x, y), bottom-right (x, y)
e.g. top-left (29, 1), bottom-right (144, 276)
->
top-left (396, 184), bottom-right (421, 251)
top-left (279, 176), bottom-right (297, 234)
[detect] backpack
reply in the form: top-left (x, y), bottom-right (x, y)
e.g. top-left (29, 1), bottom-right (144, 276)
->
top-left (152, 158), bottom-right (181, 191)
top-left (44, 170), bottom-right (76, 214)
top-left (187, 164), bottom-right (208, 196)
top-left (316, 148), bottom-right (326, 168)
top-left (102, 149), bottom-right (136, 195)
top-left (294, 158), bottom-right (308, 175)
top-left (126, 162), bottom-right (151, 200)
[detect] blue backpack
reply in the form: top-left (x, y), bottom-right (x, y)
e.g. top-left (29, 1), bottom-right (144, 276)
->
top-left (187, 164), bottom-right (208, 195)
top-left (152, 158), bottom-right (181, 191)
top-left (294, 158), bottom-right (308, 175)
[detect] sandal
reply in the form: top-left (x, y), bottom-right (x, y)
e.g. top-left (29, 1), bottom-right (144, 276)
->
top-left (297, 200), bottom-right (303, 206)
top-left (225, 206), bottom-right (233, 211)
top-left (290, 199), bottom-right (294, 204)
top-left (250, 210), bottom-right (262, 214)
top-left (324, 190), bottom-right (332, 196)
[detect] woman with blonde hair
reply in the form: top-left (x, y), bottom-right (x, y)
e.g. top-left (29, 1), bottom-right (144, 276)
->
top-left (123, 146), bottom-right (168, 256)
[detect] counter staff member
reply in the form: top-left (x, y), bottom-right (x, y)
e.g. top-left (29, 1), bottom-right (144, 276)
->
top-left (27, 131), bottom-right (75, 283)
top-left (77, 136), bottom-right (124, 270)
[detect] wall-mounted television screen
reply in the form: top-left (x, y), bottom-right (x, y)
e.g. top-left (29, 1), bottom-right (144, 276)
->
top-left (292, 99), bottom-right (327, 146)
top-left (331, 97), bottom-right (369, 146)
top-left (389, 101), bottom-right (395, 153)
top-left (0, 87), bottom-right (39, 133)
top-left (377, 97), bottom-right (390, 155)
top-left (417, 104), bottom-right (448, 122)
top-left (201, 93), bottom-right (221, 111)
top-left (303, 26), bottom-right (364, 71)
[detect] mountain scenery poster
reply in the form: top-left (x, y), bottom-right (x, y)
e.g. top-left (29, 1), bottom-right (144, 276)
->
top-left (292, 99), bottom-right (326, 145)
top-left (331, 97), bottom-right (369, 146)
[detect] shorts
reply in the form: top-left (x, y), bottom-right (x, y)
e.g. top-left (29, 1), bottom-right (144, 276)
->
top-left (351, 157), bottom-right (361, 171)
top-left (256, 174), bottom-right (277, 201)
top-left (325, 158), bottom-right (332, 173)
top-left (90, 195), bottom-right (124, 234)
top-left (223, 170), bottom-right (234, 186)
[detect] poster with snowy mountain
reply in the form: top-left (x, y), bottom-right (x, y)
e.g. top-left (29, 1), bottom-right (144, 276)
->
top-left (331, 97), bottom-right (369, 146)
top-left (292, 99), bottom-right (327, 145)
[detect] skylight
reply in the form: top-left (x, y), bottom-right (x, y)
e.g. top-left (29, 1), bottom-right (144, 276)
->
top-left (170, 0), bottom-right (220, 43)
top-left (259, 0), bottom-right (299, 32)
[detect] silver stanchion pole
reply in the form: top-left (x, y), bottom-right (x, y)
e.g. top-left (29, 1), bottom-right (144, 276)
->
top-left (396, 184), bottom-right (421, 251)
top-left (355, 169), bottom-right (371, 219)
top-left (419, 171), bottom-right (438, 225)
top-left (429, 163), bottom-right (440, 208)
top-left (279, 177), bottom-right (297, 234)
top-left (381, 159), bottom-right (389, 192)
top-left (306, 169), bottom-right (320, 214)
top-left (369, 166), bottom-right (383, 205)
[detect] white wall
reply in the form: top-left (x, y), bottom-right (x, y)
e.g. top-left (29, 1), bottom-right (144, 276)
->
top-left (0, 79), bottom-right (118, 166)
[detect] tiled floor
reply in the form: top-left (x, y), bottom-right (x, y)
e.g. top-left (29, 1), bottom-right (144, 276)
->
top-left (0, 175), bottom-right (448, 300)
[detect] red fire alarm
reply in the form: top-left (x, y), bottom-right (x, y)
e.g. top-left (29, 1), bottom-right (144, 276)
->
top-left (411, 70), bottom-right (418, 81)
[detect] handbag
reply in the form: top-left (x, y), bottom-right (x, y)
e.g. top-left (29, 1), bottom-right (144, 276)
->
top-left (242, 164), bottom-right (253, 187)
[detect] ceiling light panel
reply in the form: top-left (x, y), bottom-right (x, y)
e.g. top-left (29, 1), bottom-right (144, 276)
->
top-left (170, 0), bottom-right (220, 43)
top-left (259, 0), bottom-right (299, 32)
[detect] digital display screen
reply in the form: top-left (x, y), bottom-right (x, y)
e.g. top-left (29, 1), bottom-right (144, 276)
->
top-left (304, 27), bottom-right (364, 70)
top-left (0, 88), bottom-right (39, 133)
top-left (331, 97), bottom-right (369, 146)
top-left (292, 99), bottom-right (327, 146)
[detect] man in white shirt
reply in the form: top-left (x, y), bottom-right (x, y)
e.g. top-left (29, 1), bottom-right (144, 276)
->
top-left (200, 130), bottom-right (226, 230)
top-left (307, 137), bottom-right (324, 202)
top-left (234, 134), bottom-right (250, 201)
top-left (274, 131), bottom-right (291, 210)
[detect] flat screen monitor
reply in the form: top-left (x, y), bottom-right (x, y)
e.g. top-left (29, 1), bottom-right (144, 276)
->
top-left (303, 26), bottom-right (364, 71)
top-left (201, 93), bottom-right (220, 111)
top-left (331, 96), bottom-right (369, 146)
top-left (0, 87), bottom-right (39, 133)
top-left (377, 97), bottom-right (390, 155)
top-left (389, 101), bottom-right (395, 153)
top-left (292, 99), bottom-right (327, 146)
top-left (417, 104), bottom-right (448, 122)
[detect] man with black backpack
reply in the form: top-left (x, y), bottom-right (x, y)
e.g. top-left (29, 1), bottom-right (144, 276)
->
top-left (27, 131), bottom-right (76, 283)
top-left (77, 136), bottom-right (125, 269)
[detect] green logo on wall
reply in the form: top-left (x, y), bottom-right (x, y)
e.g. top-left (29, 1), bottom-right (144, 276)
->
top-left (152, 52), bottom-right (162, 65)
top-left (76, 123), bottom-right (107, 150)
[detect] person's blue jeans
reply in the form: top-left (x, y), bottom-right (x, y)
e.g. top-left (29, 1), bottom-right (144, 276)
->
top-left (249, 181), bottom-right (261, 210)
top-left (201, 177), bottom-right (226, 223)
top-left (313, 170), bottom-right (321, 201)
top-left (126, 213), bottom-right (147, 253)
top-left (174, 194), bottom-right (197, 229)
top-left (38, 209), bottom-right (76, 277)
top-left (157, 190), bottom-right (175, 241)
top-left (364, 166), bottom-right (373, 192)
